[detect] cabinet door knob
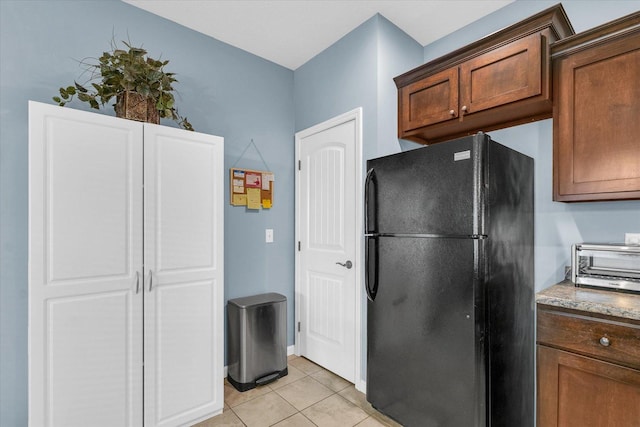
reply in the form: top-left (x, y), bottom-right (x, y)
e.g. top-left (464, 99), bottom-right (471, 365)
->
top-left (449, 109), bottom-right (456, 116)
top-left (461, 105), bottom-right (468, 113)
top-left (599, 336), bottom-right (610, 347)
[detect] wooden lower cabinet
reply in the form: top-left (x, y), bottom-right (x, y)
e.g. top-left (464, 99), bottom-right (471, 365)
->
top-left (536, 306), bottom-right (640, 427)
top-left (537, 345), bottom-right (640, 427)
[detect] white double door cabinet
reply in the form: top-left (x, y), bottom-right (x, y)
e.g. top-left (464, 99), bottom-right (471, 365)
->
top-left (28, 101), bottom-right (224, 427)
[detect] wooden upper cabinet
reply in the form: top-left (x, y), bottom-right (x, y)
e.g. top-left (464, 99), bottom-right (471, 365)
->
top-left (552, 12), bottom-right (640, 202)
top-left (400, 68), bottom-right (459, 131)
top-left (395, 4), bottom-right (574, 144)
top-left (460, 33), bottom-right (542, 115)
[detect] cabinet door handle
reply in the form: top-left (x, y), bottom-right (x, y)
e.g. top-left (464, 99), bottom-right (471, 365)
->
top-left (461, 105), bottom-right (468, 113)
top-left (135, 271), bottom-right (140, 294)
top-left (148, 270), bottom-right (153, 292)
top-left (599, 336), bottom-right (610, 347)
top-left (449, 109), bottom-right (456, 116)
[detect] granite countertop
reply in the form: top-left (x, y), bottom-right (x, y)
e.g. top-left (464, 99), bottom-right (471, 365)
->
top-left (536, 280), bottom-right (640, 321)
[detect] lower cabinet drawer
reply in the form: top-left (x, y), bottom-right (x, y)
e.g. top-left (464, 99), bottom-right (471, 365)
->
top-left (537, 307), bottom-right (640, 369)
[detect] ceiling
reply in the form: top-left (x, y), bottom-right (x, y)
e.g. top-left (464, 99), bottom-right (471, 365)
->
top-left (122, 0), bottom-right (513, 70)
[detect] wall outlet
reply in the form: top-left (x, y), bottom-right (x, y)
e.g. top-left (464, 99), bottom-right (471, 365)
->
top-left (265, 228), bottom-right (274, 243)
top-left (625, 233), bottom-right (640, 245)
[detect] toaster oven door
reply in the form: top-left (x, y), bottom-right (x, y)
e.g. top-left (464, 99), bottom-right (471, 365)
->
top-left (572, 245), bottom-right (640, 293)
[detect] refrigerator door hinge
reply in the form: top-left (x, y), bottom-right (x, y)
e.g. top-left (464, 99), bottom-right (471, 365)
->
top-left (298, 241), bottom-right (301, 251)
top-left (298, 160), bottom-right (301, 171)
top-left (298, 322), bottom-right (301, 332)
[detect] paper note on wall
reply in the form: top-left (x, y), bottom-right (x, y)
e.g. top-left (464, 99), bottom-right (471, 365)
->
top-left (232, 193), bottom-right (247, 206)
top-left (262, 173), bottom-right (274, 190)
top-left (246, 188), bottom-right (261, 209)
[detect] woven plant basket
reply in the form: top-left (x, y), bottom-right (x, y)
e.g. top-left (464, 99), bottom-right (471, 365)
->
top-left (115, 91), bottom-right (160, 124)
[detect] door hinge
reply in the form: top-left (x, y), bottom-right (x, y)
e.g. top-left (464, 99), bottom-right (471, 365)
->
top-left (298, 322), bottom-right (301, 332)
top-left (298, 160), bottom-right (301, 170)
top-left (298, 241), bottom-right (301, 251)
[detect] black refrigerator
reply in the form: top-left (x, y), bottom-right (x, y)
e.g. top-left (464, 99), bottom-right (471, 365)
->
top-left (365, 133), bottom-right (534, 427)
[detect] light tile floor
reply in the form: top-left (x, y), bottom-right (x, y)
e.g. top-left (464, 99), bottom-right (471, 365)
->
top-left (194, 355), bottom-right (403, 427)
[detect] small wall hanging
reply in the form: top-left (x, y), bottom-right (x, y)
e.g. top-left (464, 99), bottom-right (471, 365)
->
top-left (230, 139), bottom-right (274, 209)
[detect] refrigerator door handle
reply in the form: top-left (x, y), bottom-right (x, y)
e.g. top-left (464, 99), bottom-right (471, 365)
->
top-left (364, 168), bottom-right (376, 234)
top-left (364, 167), bottom-right (379, 301)
top-left (365, 236), bottom-right (379, 301)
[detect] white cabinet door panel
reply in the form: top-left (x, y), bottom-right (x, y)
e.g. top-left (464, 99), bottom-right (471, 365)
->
top-left (46, 118), bottom-right (133, 282)
top-left (29, 101), bottom-right (143, 427)
top-left (47, 291), bottom-right (132, 427)
top-left (154, 280), bottom-right (216, 421)
top-left (143, 124), bottom-right (224, 427)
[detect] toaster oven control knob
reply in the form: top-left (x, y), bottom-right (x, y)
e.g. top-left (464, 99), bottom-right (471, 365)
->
top-left (599, 336), bottom-right (610, 347)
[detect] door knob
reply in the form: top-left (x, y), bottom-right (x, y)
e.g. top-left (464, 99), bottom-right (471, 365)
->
top-left (336, 260), bottom-right (353, 269)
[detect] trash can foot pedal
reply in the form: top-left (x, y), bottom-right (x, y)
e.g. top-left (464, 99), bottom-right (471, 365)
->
top-left (257, 368), bottom-right (288, 386)
top-left (228, 368), bottom-right (288, 392)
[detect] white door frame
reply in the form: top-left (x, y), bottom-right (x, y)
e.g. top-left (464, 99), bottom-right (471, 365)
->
top-left (294, 108), bottom-right (364, 391)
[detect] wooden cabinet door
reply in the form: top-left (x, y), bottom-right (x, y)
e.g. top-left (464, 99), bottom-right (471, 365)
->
top-left (554, 31), bottom-right (640, 201)
top-left (143, 124), bottom-right (224, 426)
top-left (537, 345), bottom-right (640, 427)
top-left (398, 67), bottom-right (459, 133)
top-left (28, 101), bottom-right (144, 427)
top-left (460, 33), bottom-right (543, 115)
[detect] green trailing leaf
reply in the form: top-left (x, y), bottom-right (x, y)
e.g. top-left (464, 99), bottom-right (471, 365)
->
top-left (77, 92), bottom-right (92, 102)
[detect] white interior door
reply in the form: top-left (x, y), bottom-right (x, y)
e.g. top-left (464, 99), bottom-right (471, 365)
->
top-left (143, 124), bottom-right (224, 427)
top-left (295, 109), bottom-right (362, 383)
top-left (28, 101), bottom-right (143, 427)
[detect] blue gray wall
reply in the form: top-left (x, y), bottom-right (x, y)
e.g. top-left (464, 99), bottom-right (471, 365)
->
top-left (2, 0), bottom-right (640, 424)
top-left (0, 1), bottom-right (294, 425)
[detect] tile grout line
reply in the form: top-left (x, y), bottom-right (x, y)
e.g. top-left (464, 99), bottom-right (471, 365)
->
top-left (220, 356), bottom-right (392, 427)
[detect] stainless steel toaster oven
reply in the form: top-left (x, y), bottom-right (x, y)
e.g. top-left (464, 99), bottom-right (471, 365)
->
top-left (571, 243), bottom-right (640, 293)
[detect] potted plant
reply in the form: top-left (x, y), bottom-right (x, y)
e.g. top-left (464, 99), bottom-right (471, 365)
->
top-left (54, 40), bottom-right (194, 131)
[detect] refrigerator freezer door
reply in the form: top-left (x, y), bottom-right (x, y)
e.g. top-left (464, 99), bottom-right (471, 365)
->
top-left (366, 135), bottom-right (485, 236)
top-left (366, 236), bottom-right (484, 426)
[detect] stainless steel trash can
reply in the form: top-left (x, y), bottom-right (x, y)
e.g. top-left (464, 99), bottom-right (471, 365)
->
top-left (227, 292), bottom-right (287, 392)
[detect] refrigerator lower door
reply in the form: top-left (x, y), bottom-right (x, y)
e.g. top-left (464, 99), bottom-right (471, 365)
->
top-left (366, 236), bottom-right (484, 427)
